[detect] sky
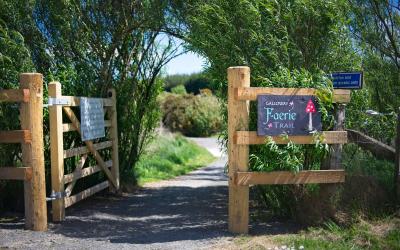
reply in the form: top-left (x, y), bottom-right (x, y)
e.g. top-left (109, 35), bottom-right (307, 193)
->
top-left (164, 52), bottom-right (206, 75)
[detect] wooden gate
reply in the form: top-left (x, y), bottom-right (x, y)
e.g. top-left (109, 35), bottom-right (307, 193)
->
top-left (49, 81), bottom-right (119, 222)
top-left (0, 73), bottom-right (47, 231)
top-left (227, 66), bottom-right (351, 234)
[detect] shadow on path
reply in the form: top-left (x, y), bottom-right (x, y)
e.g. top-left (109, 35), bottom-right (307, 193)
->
top-left (0, 138), bottom-right (302, 249)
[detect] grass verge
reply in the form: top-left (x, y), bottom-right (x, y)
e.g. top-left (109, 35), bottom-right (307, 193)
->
top-left (217, 218), bottom-right (400, 250)
top-left (135, 133), bottom-right (215, 185)
top-left (274, 218), bottom-right (400, 250)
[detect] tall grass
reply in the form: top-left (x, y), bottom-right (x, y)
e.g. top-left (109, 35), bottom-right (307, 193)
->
top-left (343, 143), bottom-right (395, 192)
top-left (275, 218), bottom-right (400, 250)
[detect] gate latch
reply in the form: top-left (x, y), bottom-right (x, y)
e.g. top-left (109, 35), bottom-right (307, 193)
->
top-left (46, 190), bottom-right (67, 201)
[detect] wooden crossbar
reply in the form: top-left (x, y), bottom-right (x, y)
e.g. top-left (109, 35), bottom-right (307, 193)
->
top-left (234, 131), bottom-right (348, 145)
top-left (64, 154), bottom-right (87, 197)
top-left (63, 120), bottom-right (112, 132)
top-left (0, 89), bottom-right (30, 103)
top-left (64, 160), bottom-right (112, 184)
top-left (63, 106), bottom-right (117, 188)
top-left (0, 167), bottom-right (33, 180)
top-left (347, 129), bottom-right (395, 161)
top-left (235, 170), bottom-right (345, 185)
top-left (64, 181), bottom-right (109, 208)
top-left (234, 87), bottom-right (351, 103)
top-left (0, 130), bottom-right (31, 144)
top-left (63, 141), bottom-right (112, 158)
top-left (60, 96), bottom-right (113, 107)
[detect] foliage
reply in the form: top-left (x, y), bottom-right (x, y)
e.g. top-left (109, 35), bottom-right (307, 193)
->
top-left (343, 143), bottom-right (395, 196)
top-left (163, 72), bottom-right (212, 94)
top-left (346, 89), bottom-right (397, 145)
top-left (31, 0), bottom-right (182, 182)
top-left (275, 219), bottom-right (400, 250)
top-left (171, 84), bottom-right (187, 94)
top-left (164, 73), bottom-right (199, 89)
top-left (170, 0), bottom-right (362, 218)
top-left (185, 75), bottom-right (212, 94)
top-left (134, 134), bottom-right (215, 184)
top-left (347, 0), bottom-right (400, 144)
top-left (0, 0), bottom-right (182, 211)
top-left (0, 0), bottom-right (36, 211)
top-left (161, 92), bottom-right (223, 137)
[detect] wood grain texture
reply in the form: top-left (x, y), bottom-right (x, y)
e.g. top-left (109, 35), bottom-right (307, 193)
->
top-left (235, 170), bottom-right (345, 185)
top-left (107, 88), bottom-right (120, 192)
top-left (60, 96), bottom-right (112, 107)
top-left (64, 181), bottom-right (109, 208)
top-left (234, 131), bottom-right (348, 145)
top-left (347, 129), bottom-right (395, 161)
top-left (0, 167), bottom-right (32, 180)
top-left (235, 87), bottom-right (351, 103)
top-left (228, 66), bottom-right (250, 234)
top-left (64, 155), bottom-right (88, 197)
top-left (0, 89), bottom-right (30, 103)
top-left (63, 141), bottom-right (112, 158)
top-left (63, 160), bottom-right (112, 184)
top-left (20, 73), bottom-right (47, 231)
top-left (0, 130), bottom-right (31, 144)
top-left (63, 106), bottom-right (117, 188)
top-left (328, 104), bottom-right (346, 169)
top-left (63, 120), bottom-right (111, 132)
top-left (49, 81), bottom-right (65, 222)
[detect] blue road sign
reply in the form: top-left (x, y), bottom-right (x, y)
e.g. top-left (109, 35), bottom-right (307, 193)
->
top-left (330, 72), bottom-right (363, 89)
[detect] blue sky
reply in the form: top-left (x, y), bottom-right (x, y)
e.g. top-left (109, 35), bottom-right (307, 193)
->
top-left (164, 52), bottom-right (206, 75)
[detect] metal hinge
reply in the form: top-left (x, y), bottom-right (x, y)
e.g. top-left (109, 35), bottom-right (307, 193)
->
top-left (46, 190), bottom-right (67, 201)
top-left (44, 97), bottom-right (71, 107)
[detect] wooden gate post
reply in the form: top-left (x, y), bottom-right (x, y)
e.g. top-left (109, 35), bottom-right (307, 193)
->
top-left (228, 66), bottom-right (250, 234)
top-left (330, 104), bottom-right (346, 168)
top-left (19, 73), bottom-right (47, 231)
top-left (107, 88), bottom-right (120, 192)
top-left (49, 81), bottom-right (65, 221)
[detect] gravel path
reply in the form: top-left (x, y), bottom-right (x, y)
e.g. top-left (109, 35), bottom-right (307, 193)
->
top-left (0, 138), bottom-right (298, 249)
top-left (186, 137), bottom-right (225, 158)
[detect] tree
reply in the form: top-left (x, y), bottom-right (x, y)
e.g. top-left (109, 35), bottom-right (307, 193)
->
top-left (349, 0), bottom-right (400, 111)
top-left (171, 0), bottom-right (360, 218)
top-left (0, 0), bottom-right (37, 211)
top-left (32, 0), bottom-right (182, 181)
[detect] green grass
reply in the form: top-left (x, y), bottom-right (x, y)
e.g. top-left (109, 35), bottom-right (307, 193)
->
top-left (135, 134), bottom-right (215, 185)
top-left (274, 218), bottom-right (400, 250)
top-left (343, 143), bottom-right (395, 192)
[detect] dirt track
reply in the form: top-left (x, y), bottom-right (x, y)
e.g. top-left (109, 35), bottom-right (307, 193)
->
top-left (0, 138), bottom-right (299, 249)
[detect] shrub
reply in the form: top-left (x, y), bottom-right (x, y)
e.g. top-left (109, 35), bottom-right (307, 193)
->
top-left (161, 93), bottom-right (222, 137)
top-left (171, 84), bottom-right (187, 95)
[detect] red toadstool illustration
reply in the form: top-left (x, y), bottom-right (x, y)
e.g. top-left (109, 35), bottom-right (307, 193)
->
top-left (305, 99), bottom-right (316, 131)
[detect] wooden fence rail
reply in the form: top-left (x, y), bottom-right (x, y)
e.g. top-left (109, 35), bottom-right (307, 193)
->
top-left (347, 129), bottom-right (395, 161)
top-left (0, 73), bottom-right (47, 231)
top-left (227, 66), bottom-right (350, 234)
top-left (0, 89), bottom-right (30, 103)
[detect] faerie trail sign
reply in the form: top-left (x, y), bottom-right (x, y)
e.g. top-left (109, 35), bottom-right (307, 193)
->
top-left (257, 95), bottom-right (322, 136)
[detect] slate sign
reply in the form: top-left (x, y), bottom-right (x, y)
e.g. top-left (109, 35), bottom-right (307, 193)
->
top-left (80, 97), bottom-right (105, 141)
top-left (257, 95), bottom-right (322, 136)
top-left (330, 72), bottom-right (363, 89)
